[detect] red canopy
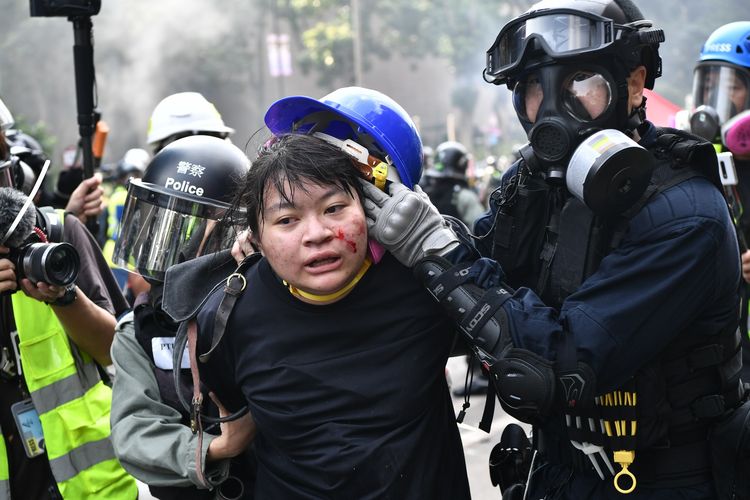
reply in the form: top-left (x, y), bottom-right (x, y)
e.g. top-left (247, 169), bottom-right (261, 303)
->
top-left (643, 89), bottom-right (683, 127)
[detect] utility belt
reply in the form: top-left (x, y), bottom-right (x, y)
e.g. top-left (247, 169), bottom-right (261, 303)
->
top-left (559, 323), bottom-right (746, 493)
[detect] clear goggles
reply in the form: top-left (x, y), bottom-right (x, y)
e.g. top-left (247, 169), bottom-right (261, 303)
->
top-left (513, 70), bottom-right (613, 123)
top-left (112, 179), bottom-right (239, 281)
top-left (486, 9), bottom-right (634, 82)
top-left (692, 63), bottom-right (750, 124)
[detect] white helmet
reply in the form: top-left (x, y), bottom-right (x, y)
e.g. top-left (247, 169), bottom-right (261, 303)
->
top-left (116, 148), bottom-right (151, 178)
top-left (146, 92), bottom-right (234, 147)
top-left (0, 97), bottom-right (14, 131)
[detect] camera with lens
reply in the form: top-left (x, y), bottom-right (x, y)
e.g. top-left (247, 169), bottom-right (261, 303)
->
top-left (29, 0), bottom-right (100, 17)
top-left (7, 240), bottom-right (79, 287)
top-left (2, 207), bottom-right (80, 290)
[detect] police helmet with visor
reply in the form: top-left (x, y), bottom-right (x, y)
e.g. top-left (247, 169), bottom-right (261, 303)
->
top-left (432, 141), bottom-right (470, 179)
top-left (113, 135), bottom-right (249, 281)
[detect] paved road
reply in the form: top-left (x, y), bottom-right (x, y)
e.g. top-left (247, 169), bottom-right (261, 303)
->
top-left (447, 356), bottom-right (531, 500)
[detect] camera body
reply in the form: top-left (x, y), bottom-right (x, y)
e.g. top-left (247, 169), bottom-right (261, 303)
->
top-left (29, 0), bottom-right (100, 17)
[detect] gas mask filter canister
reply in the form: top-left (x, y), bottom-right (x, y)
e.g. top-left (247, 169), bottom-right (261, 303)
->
top-left (566, 129), bottom-right (654, 216)
top-left (722, 110), bottom-right (750, 157)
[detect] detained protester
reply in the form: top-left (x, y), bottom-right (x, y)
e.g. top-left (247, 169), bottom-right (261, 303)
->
top-left (690, 21), bottom-right (750, 382)
top-left (0, 124), bottom-right (136, 498)
top-left (109, 135), bottom-right (257, 500)
top-left (363, 0), bottom-right (750, 498)
top-left (178, 88), bottom-right (472, 499)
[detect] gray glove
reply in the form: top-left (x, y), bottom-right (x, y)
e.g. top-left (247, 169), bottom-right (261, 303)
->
top-left (361, 180), bottom-right (459, 267)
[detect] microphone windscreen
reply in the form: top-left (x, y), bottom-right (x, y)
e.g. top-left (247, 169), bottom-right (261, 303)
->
top-left (0, 187), bottom-right (36, 248)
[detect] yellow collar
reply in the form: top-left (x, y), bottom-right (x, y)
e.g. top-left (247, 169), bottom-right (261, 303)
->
top-left (285, 257), bottom-right (372, 304)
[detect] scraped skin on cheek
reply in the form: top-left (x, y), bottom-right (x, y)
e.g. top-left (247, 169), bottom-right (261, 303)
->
top-left (255, 179), bottom-right (369, 299)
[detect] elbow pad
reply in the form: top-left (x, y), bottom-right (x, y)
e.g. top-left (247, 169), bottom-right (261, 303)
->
top-left (415, 256), bottom-right (558, 421)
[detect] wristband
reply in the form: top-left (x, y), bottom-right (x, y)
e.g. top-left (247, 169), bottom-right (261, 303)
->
top-left (47, 285), bottom-right (77, 307)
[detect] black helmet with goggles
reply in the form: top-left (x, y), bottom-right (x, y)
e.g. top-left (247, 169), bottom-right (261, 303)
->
top-left (484, 0), bottom-right (664, 90)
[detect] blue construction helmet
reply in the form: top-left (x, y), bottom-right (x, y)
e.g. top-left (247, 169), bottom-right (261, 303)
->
top-left (691, 22), bottom-right (750, 136)
top-left (264, 86), bottom-right (423, 189)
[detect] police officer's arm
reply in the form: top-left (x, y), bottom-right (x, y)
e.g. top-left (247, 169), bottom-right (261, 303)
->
top-left (20, 279), bottom-right (115, 366)
top-left (110, 316), bottom-right (237, 487)
top-left (366, 177), bottom-right (736, 422)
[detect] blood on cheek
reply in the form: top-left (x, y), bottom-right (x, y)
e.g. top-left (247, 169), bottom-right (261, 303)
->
top-left (335, 228), bottom-right (358, 253)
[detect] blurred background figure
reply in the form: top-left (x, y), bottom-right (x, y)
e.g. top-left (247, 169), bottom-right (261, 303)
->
top-left (420, 141), bottom-right (485, 228)
top-left (146, 91), bottom-right (234, 154)
top-left (690, 21), bottom-right (750, 380)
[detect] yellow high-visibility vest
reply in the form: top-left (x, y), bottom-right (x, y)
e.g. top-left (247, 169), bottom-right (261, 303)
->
top-left (1, 210), bottom-right (136, 499)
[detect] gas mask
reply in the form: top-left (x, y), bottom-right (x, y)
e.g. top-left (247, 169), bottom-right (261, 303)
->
top-left (690, 62), bottom-right (750, 147)
top-left (513, 64), bottom-right (653, 215)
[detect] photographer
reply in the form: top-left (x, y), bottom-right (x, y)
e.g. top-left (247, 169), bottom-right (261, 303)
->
top-left (0, 131), bottom-right (135, 498)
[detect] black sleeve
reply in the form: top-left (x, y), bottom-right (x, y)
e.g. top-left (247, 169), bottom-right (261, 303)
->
top-left (63, 214), bottom-right (129, 317)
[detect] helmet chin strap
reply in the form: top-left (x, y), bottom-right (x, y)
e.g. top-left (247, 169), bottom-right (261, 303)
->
top-left (625, 95), bottom-right (648, 137)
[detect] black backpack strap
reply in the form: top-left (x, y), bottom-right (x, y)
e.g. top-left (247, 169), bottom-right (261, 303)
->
top-left (199, 253), bottom-right (262, 363)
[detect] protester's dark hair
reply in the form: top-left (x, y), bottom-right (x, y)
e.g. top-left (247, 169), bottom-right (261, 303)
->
top-left (233, 133), bottom-right (366, 234)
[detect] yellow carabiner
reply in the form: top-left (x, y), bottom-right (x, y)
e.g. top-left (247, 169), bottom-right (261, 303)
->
top-left (613, 450), bottom-right (637, 494)
top-left (371, 162), bottom-right (389, 191)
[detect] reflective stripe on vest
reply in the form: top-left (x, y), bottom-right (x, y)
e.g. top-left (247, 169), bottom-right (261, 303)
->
top-left (10, 287), bottom-right (136, 498)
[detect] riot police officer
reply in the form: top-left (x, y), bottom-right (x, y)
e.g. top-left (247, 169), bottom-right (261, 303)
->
top-left (362, 0), bottom-right (749, 498)
top-left (420, 141), bottom-right (485, 228)
top-left (109, 135), bottom-right (256, 499)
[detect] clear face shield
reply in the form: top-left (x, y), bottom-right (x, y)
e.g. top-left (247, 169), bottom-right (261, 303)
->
top-left (113, 180), bottom-right (239, 281)
top-left (692, 63), bottom-right (750, 124)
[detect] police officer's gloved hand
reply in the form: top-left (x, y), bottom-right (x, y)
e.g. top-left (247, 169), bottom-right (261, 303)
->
top-left (361, 180), bottom-right (459, 268)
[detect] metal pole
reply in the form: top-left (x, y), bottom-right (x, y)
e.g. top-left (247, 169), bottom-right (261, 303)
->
top-left (351, 0), bottom-right (363, 86)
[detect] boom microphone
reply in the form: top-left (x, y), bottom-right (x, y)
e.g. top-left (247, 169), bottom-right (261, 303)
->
top-left (0, 187), bottom-right (36, 248)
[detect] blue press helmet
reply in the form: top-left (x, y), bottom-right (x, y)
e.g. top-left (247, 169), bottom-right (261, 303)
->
top-left (692, 22), bottom-right (750, 135)
top-left (699, 22), bottom-right (750, 68)
top-left (264, 86), bottom-right (423, 189)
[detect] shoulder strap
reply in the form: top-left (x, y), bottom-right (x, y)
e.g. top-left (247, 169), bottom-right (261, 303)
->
top-left (162, 249), bottom-right (238, 322)
top-left (199, 252), bottom-right (262, 363)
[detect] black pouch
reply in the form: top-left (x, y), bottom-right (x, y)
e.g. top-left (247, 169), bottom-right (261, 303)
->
top-left (709, 399), bottom-right (750, 499)
top-left (492, 178), bottom-right (550, 288)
